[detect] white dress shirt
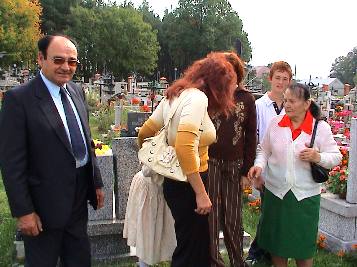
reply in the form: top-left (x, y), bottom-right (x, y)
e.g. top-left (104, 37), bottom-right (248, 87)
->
top-left (40, 72), bottom-right (89, 167)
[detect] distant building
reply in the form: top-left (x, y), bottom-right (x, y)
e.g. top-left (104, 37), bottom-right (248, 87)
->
top-left (299, 77), bottom-right (344, 96)
top-left (253, 66), bottom-right (270, 78)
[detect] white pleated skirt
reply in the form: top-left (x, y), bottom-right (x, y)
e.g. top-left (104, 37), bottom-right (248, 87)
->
top-left (123, 170), bottom-right (176, 265)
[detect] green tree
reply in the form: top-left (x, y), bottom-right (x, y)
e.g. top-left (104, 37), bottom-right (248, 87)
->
top-left (97, 6), bottom-right (159, 78)
top-left (67, 5), bottom-right (159, 80)
top-left (79, 0), bottom-right (106, 8)
top-left (66, 5), bottom-right (100, 80)
top-left (161, 0), bottom-right (252, 74)
top-left (330, 47), bottom-right (357, 87)
top-left (0, 0), bottom-right (42, 66)
top-left (138, 0), bottom-right (161, 31)
top-left (39, 0), bottom-right (80, 34)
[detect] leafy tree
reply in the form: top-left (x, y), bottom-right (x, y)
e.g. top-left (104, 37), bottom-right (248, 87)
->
top-left (96, 6), bottom-right (159, 78)
top-left (138, 0), bottom-right (161, 31)
top-left (330, 47), bottom-right (357, 87)
top-left (0, 0), bottom-right (42, 66)
top-left (39, 0), bottom-right (80, 34)
top-left (79, 0), bottom-right (106, 8)
top-left (138, 1), bottom-right (175, 81)
top-left (67, 5), bottom-right (159, 80)
top-left (161, 0), bottom-right (252, 75)
top-left (66, 5), bottom-right (100, 80)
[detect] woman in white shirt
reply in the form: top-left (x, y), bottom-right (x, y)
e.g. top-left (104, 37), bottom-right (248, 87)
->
top-left (248, 83), bottom-right (341, 267)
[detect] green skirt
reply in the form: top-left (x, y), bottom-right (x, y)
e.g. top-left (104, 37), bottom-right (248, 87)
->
top-left (257, 189), bottom-right (320, 259)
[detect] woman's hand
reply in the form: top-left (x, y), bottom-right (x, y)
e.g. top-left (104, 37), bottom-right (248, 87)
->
top-left (299, 144), bottom-right (321, 163)
top-left (186, 172), bottom-right (212, 215)
top-left (248, 166), bottom-right (262, 181)
top-left (248, 166), bottom-right (264, 191)
top-left (195, 191), bottom-right (212, 215)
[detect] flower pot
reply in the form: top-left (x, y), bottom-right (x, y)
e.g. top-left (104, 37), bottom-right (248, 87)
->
top-left (339, 191), bottom-right (347, 199)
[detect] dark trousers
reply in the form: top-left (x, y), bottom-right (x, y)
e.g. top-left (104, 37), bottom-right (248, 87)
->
top-left (163, 172), bottom-right (210, 267)
top-left (24, 165), bottom-right (91, 267)
top-left (207, 159), bottom-right (244, 267)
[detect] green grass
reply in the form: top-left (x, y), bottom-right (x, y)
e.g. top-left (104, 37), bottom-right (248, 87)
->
top-left (1, 167), bottom-right (357, 266)
top-left (0, 175), bottom-right (16, 266)
top-left (241, 199), bottom-right (357, 267)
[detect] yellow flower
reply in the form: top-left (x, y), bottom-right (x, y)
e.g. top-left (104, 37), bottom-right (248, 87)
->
top-left (95, 149), bottom-right (105, 156)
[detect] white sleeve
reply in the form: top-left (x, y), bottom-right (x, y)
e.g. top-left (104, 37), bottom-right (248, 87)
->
top-left (315, 121), bottom-right (342, 169)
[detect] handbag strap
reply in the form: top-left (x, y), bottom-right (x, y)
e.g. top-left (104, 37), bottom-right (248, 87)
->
top-left (163, 90), bottom-right (189, 129)
top-left (309, 119), bottom-right (319, 148)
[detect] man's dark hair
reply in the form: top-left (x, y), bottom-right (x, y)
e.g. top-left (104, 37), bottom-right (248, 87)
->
top-left (37, 34), bottom-right (78, 59)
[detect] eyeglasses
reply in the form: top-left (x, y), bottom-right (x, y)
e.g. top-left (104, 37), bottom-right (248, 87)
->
top-left (51, 57), bottom-right (80, 67)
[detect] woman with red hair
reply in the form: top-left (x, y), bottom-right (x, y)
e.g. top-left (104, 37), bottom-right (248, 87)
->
top-left (138, 53), bottom-right (237, 267)
top-left (207, 52), bottom-right (257, 267)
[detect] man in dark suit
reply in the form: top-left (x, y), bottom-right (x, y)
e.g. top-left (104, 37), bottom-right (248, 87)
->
top-left (0, 35), bottom-right (104, 267)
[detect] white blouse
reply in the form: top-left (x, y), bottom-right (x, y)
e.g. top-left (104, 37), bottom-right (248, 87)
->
top-left (254, 115), bottom-right (342, 201)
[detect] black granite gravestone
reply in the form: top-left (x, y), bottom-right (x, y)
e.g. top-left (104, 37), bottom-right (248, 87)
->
top-left (127, 112), bottom-right (151, 137)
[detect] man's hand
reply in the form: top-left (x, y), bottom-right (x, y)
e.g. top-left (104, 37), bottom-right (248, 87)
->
top-left (96, 188), bottom-right (104, 209)
top-left (17, 212), bottom-right (42, 236)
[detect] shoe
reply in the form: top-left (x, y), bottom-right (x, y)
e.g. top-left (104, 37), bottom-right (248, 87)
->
top-left (244, 258), bottom-right (258, 266)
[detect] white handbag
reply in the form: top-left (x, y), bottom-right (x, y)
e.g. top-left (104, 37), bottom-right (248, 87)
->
top-left (138, 91), bottom-right (189, 182)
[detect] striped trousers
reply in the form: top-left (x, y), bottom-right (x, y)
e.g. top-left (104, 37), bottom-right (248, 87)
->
top-left (207, 158), bottom-right (244, 267)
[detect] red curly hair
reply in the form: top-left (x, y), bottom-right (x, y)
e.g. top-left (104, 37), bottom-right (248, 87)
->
top-left (166, 53), bottom-right (237, 117)
top-left (269, 61), bottom-right (292, 80)
top-left (223, 52), bottom-right (245, 84)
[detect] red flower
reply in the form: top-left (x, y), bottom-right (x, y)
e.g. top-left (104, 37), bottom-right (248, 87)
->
top-left (333, 166), bottom-right (341, 171)
top-left (131, 98), bottom-right (140, 105)
top-left (339, 175), bottom-right (347, 181)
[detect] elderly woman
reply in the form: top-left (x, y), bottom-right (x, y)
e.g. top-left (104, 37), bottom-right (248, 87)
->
top-left (248, 83), bottom-right (342, 267)
top-left (138, 53), bottom-right (237, 267)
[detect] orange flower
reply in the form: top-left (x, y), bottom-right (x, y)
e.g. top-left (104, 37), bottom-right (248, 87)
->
top-left (337, 250), bottom-right (345, 257)
top-left (342, 159), bottom-right (348, 165)
top-left (351, 244), bottom-right (357, 250)
top-left (318, 242), bottom-right (326, 249)
top-left (243, 188), bottom-right (252, 195)
top-left (319, 234), bottom-right (326, 241)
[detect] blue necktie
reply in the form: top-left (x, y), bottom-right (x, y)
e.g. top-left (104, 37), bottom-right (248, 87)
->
top-left (60, 87), bottom-right (86, 161)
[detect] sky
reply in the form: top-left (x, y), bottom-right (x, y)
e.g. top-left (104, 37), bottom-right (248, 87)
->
top-left (124, 0), bottom-right (356, 80)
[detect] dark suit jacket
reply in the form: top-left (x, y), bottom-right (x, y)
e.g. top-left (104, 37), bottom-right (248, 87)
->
top-left (0, 75), bottom-right (103, 229)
